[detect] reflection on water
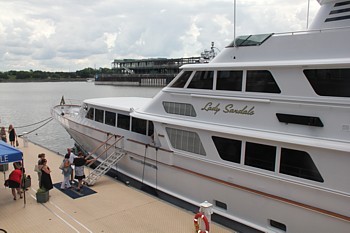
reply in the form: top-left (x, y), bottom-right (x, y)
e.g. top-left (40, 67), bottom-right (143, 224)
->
top-left (0, 82), bottom-right (161, 155)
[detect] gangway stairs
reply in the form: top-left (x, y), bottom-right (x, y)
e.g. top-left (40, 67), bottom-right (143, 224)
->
top-left (84, 149), bottom-right (125, 186)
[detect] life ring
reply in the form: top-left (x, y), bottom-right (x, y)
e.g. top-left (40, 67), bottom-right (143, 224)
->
top-left (193, 212), bottom-right (210, 233)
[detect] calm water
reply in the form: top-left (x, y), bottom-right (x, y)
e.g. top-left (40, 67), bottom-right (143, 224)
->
top-left (0, 82), bottom-right (161, 155)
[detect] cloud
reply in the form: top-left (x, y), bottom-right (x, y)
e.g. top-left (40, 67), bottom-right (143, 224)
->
top-left (0, 0), bottom-right (320, 71)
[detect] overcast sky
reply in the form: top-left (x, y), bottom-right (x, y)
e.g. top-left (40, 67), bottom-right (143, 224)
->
top-left (0, 0), bottom-right (320, 72)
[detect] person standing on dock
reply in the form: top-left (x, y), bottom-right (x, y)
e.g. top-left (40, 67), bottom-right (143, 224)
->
top-left (0, 126), bottom-right (7, 142)
top-left (67, 148), bottom-right (77, 183)
top-left (8, 163), bottom-right (23, 200)
top-left (8, 124), bottom-right (16, 147)
top-left (40, 159), bottom-right (53, 191)
top-left (60, 154), bottom-right (72, 190)
top-left (73, 151), bottom-right (95, 192)
top-left (35, 153), bottom-right (45, 184)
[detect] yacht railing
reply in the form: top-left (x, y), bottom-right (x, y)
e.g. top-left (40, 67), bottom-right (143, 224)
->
top-left (229, 25), bottom-right (350, 47)
top-left (86, 135), bottom-right (124, 167)
top-left (273, 25), bottom-right (350, 36)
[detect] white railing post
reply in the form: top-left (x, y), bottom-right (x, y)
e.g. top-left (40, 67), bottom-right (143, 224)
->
top-left (22, 132), bottom-right (28, 147)
top-left (199, 201), bottom-right (213, 232)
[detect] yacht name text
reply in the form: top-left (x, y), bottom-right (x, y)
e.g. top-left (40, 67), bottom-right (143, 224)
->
top-left (201, 102), bottom-right (255, 115)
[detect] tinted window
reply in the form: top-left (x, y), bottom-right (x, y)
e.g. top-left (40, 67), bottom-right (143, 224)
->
top-left (188, 71), bottom-right (213, 89)
top-left (276, 113), bottom-right (323, 127)
top-left (230, 34), bottom-right (273, 47)
top-left (105, 111), bottom-right (116, 126)
top-left (280, 148), bottom-right (324, 182)
top-left (171, 71), bottom-right (192, 88)
top-left (131, 117), bottom-right (147, 135)
top-left (246, 70), bottom-right (281, 93)
top-left (148, 121), bottom-right (154, 136)
top-left (86, 107), bottom-right (94, 120)
top-left (304, 69), bottom-right (350, 97)
top-left (245, 142), bottom-right (276, 171)
top-left (117, 114), bottom-right (130, 130)
top-left (95, 109), bottom-right (104, 123)
top-left (216, 71), bottom-right (243, 91)
top-left (212, 136), bottom-right (241, 163)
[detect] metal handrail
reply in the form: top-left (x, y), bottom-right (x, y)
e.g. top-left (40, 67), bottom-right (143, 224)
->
top-left (85, 134), bottom-right (116, 160)
top-left (86, 135), bottom-right (124, 167)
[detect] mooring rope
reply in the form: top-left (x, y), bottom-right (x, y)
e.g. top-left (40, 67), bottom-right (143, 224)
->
top-left (17, 118), bottom-right (53, 137)
top-left (15, 116), bottom-right (53, 128)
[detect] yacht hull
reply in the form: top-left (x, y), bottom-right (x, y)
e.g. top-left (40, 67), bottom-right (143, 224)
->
top-left (52, 104), bottom-right (350, 233)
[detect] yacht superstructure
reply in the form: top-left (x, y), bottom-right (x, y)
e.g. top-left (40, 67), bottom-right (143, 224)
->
top-left (52, 1), bottom-right (350, 232)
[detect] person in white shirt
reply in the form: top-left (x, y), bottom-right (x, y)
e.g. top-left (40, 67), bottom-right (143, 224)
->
top-left (66, 148), bottom-right (77, 183)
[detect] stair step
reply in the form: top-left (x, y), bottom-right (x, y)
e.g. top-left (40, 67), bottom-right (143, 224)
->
top-left (84, 151), bottom-right (125, 186)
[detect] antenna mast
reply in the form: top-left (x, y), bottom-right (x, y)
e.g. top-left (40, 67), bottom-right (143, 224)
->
top-left (233, 0), bottom-right (237, 47)
top-left (306, 0), bottom-right (310, 29)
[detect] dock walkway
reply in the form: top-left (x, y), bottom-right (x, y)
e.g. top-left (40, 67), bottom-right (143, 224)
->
top-left (0, 139), bottom-right (232, 233)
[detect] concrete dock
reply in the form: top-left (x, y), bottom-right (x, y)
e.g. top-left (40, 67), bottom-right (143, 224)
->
top-left (0, 138), bottom-right (233, 233)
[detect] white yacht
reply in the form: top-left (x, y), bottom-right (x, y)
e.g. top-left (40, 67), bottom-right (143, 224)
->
top-left (52, 1), bottom-right (350, 232)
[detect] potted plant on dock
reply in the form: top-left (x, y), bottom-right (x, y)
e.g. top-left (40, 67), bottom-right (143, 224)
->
top-left (36, 187), bottom-right (49, 203)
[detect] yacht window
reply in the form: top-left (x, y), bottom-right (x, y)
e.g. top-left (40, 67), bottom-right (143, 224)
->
top-left (216, 71), bottom-right (243, 91)
top-left (276, 113), bottom-right (324, 127)
top-left (163, 101), bottom-right (196, 117)
top-left (170, 71), bottom-right (192, 88)
top-left (86, 107), bottom-right (94, 120)
top-left (95, 109), bottom-right (104, 123)
top-left (188, 71), bottom-right (213, 89)
top-left (166, 127), bottom-right (206, 155)
top-left (131, 117), bottom-right (147, 135)
top-left (280, 148), bottom-right (324, 182)
top-left (246, 70), bottom-right (281, 93)
top-left (212, 136), bottom-right (241, 163)
top-left (117, 114), bottom-right (130, 130)
top-left (105, 111), bottom-right (116, 126)
top-left (304, 69), bottom-right (350, 97)
top-left (245, 142), bottom-right (276, 171)
top-left (148, 121), bottom-right (154, 137)
top-left (335, 1), bottom-right (350, 7)
top-left (228, 33), bottom-right (273, 47)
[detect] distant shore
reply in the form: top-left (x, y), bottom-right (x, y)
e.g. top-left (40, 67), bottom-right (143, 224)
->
top-left (0, 78), bottom-right (88, 83)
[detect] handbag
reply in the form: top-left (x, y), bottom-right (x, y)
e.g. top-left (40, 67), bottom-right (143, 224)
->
top-left (4, 179), bottom-right (9, 187)
top-left (34, 165), bottom-right (40, 172)
top-left (59, 161), bottom-right (64, 170)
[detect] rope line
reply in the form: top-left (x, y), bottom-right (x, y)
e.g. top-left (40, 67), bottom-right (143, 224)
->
top-left (17, 118), bottom-right (53, 137)
top-left (15, 117), bottom-right (53, 128)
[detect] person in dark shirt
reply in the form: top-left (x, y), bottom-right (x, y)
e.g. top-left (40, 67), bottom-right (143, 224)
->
top-left (40, 159), bottom-right (53, 191)
top-left (73, 151), bottom-right (95, 191)
top-left (8, 124), bottom-right (16, 147)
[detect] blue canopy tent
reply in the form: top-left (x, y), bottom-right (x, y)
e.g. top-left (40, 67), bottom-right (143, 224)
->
top-left (0, 140), bottom-right (23, 164)
top-left (0, 140), bottom-right (26, 204)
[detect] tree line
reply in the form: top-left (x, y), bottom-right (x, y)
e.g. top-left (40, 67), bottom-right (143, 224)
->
top-left (0, 67), bottom-right (114, 81)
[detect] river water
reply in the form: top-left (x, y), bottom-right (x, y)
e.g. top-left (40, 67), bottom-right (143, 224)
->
top-left (0, 82), bottom-right (161, 155)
